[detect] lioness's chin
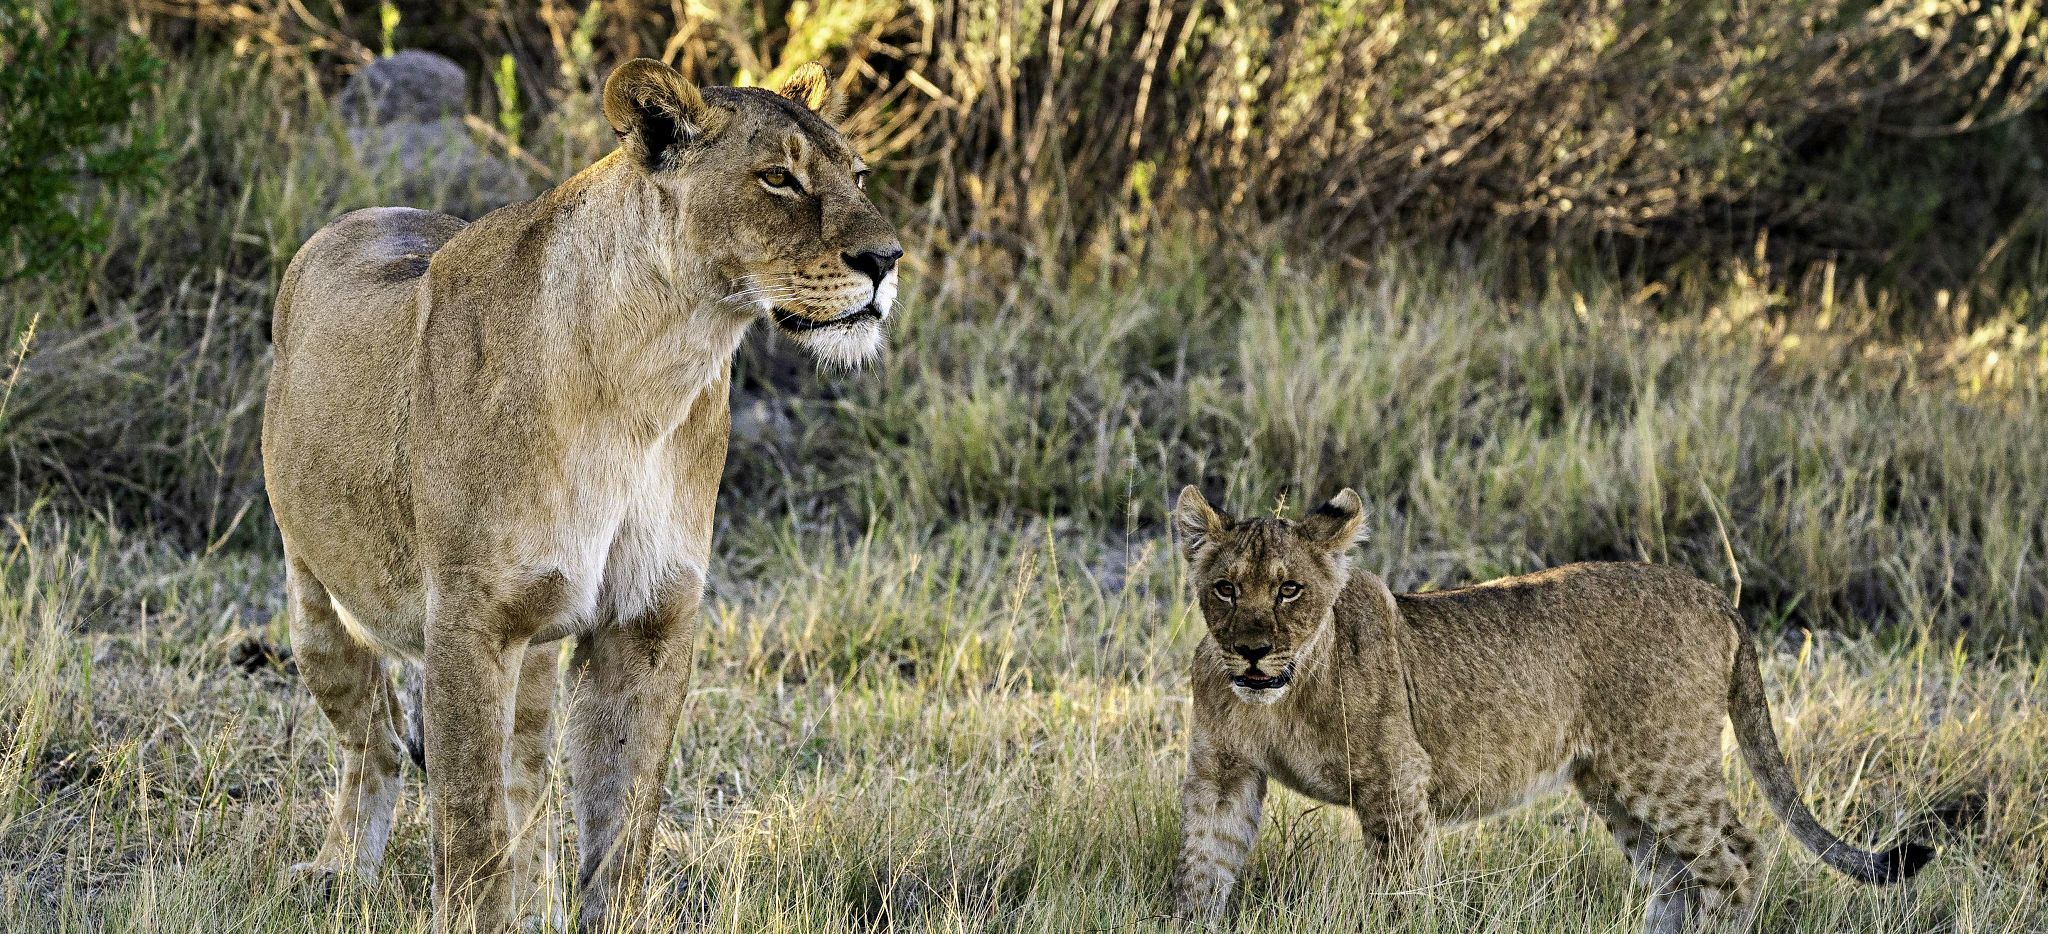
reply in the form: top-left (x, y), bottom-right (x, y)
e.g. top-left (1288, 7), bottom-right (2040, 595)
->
top-left (1230, 683), bottom-right (1289, 705)
top-left (787, 318), bottom-right (884, 368)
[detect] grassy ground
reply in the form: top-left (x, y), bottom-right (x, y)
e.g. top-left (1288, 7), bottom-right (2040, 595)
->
top-left (0, 518), bottom-right (2041, 932)
top-left (4, 48), bottom-right (2048, 934)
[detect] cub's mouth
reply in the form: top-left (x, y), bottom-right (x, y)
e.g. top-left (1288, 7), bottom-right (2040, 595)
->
top-left (772, 303), bottom-right (883, 334)
top-left (1231, 671), bottom-right (1292, 691)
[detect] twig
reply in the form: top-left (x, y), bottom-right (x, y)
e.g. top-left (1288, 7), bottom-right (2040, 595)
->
top-left (462, 114), bottom-right (557, 182)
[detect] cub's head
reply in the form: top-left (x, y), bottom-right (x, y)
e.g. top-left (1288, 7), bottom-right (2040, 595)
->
top-left (1173, 486), bottom-right (1368, 705)
top-left (602, 59), bottom-right (902, 367)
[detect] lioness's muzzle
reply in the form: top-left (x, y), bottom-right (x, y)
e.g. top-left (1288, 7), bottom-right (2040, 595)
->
top-left (773, 303), bottom-right (882, 332)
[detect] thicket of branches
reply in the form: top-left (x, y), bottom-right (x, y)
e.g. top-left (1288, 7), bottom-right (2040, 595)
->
top-left (134, 0), bottom-right (2048, 308)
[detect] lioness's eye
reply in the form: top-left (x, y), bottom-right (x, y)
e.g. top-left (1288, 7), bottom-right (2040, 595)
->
top-left (759, 168), bottom-right (797, 190)
top-left (1212, 581), bottom-right (1237, 600)
top-left (1278, 581), bottom-right (1303, 601)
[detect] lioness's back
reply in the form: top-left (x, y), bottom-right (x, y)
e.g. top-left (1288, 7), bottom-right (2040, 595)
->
top-left (264, 207), bottom-right (464, 633)
top-left (272, 207), bottom-right (464, 351)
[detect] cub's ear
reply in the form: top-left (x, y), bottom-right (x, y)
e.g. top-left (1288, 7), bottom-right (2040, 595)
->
top-left (603, 58), bottom-right (708, 169)
top-left (776, 61), bottom-right (844, 121)
top-left (1174, 485), bottom-right (1230, 558)
top-left (1299, 488), bottom-right (1369, 553)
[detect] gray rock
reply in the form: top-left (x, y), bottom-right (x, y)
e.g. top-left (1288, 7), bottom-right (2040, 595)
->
top-left (729, 392), bottom-right (796, 450)
top-left (313, 50), bottom-right (535, 220)
top-left (338, 50), bottom-right (468, 125)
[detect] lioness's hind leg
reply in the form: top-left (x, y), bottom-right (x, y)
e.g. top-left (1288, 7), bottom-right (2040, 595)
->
top-left (286, 560), bottom-right (407, 883)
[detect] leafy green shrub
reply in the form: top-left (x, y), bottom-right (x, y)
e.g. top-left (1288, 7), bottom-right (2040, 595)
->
top-left (0, 0), bottom-right (165, 286)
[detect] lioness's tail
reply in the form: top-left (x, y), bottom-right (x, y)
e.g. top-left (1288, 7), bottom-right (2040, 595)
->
top-left (1728, 627), bottom-right (1933, 883)
top-left (397, 661), bottom-right (426, 772)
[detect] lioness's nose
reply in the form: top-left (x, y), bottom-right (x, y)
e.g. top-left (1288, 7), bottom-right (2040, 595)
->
top-left (843, 247), bottom-right (902, 286)
top-left (1233, 644), bottom-right (1272, 665)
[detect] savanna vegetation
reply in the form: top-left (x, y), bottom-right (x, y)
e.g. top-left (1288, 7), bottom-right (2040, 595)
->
top-left (1, 0), bottom-right (2043, 931)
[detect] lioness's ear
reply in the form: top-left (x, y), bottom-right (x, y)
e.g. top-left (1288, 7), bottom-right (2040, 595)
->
top-left (603, 58), bottom-right (707, 170)
top-left (1300, 489), bottom-right (1369, 553)
top-left (1174, 485), bottom-right (1230, 558)
top-left (774, 60), bottom-right (839, 115)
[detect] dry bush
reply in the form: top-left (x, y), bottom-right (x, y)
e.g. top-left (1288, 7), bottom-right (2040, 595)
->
top-left (130, 0), bottom-right (2048, 293)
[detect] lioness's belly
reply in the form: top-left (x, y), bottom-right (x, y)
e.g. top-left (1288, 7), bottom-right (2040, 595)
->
top-left (291, 445), bottom-right (709, 659)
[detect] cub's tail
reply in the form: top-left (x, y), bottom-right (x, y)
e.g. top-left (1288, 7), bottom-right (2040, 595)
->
top-left (1728, 627), bottom-right (1933, 884)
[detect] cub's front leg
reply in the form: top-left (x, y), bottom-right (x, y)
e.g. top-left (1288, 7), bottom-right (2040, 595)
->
top-left (1349, 752), bottom-right (1436, 893)
top-left (1173, 740), bottom-right (1266, 921)
top-left (1354, 786), bottom-right (1433, 884)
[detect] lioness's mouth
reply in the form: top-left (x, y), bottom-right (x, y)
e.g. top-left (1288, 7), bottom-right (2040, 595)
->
top-left (1232, 672), bottom-right (1291, 691)
top-left (772, 303), bottom-right (883, 333)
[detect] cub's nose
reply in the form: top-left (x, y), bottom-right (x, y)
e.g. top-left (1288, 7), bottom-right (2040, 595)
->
top-left (1232, 644), bottom-right (1272, 665)
top-left (843, 247), bottom-right (903, 286)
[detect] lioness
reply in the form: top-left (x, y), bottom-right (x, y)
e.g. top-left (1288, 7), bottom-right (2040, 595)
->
top-left (263, 59), bottom-right (900, 931)
top-left (1169, 487), bottom-right (1932, 932)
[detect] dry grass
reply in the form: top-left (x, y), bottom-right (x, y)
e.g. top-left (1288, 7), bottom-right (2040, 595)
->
top-left (0, 519), bottom-right (2040, 932)
top-left (128, 0), bottom-right (2048, 291)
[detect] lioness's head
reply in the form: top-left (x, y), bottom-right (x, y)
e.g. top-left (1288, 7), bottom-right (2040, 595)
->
top-left (1173, 486), bottom-right (1368, 705)
top-left (602, 59), bottom-right (902, 367)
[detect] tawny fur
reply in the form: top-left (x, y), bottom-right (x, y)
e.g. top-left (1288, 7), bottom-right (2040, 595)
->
top-left (1169, 486), bottom-right (1932, 933)
top-left (263, 59), bottom-right (901, 932)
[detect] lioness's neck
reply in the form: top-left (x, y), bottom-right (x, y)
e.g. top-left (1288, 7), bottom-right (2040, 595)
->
top-left (528, 153), bottom-right (751, 436)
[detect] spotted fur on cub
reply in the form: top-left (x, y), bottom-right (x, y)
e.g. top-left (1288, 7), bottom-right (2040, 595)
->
top-left (1170, 486), bottom-right (1932, 933)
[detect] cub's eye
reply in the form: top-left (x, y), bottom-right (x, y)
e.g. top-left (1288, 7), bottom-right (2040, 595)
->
top-left (1278, 581), bottom-right (1303, 601)
top-left (1211, 581), bottom-right (1237, 601)
top-left (853, 169), bottom-right (870, 190)
top-left (758, 168), bottom-right (798, 191)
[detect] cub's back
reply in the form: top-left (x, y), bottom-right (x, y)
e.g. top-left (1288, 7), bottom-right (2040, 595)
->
top-left (1394, 562), bottom-right (1737, 669)
top-left (1380, 563), bottom-right (1742, 817)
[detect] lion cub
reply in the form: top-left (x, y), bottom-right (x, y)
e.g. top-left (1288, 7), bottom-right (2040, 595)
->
top-left (1169, 486), bottom-right (1931, 933)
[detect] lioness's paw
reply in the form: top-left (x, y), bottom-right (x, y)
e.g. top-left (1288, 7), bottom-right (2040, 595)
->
top-left (284, 861), bottom-right (344, 901)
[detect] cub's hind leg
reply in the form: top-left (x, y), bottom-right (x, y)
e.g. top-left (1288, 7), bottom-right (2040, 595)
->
top-left (1578, 777), bottom-right (1697, 934)
top-left (1596, 748), bottom-right (1762, 933)
top-left (286, 560), bottom-right (409, 885)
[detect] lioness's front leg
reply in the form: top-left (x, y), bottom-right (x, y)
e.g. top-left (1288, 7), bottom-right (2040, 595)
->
top-left (1173, 745), bottom-right (1266, 921)
top-left (422, 571), bottom-right (570, 933)
top-left (506, 643), bottom-right (562, 926)
top-left (567, 574), bottom-right (703, 931)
